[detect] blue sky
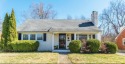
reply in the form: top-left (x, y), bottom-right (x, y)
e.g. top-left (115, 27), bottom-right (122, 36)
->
top-left (0, 0), bottom-right (112, 23)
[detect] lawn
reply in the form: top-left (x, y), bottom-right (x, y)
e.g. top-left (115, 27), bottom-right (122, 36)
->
top-left (68, 53), bottom-right (125, 63)
top-left (0, 52), bottom-right (58, 63)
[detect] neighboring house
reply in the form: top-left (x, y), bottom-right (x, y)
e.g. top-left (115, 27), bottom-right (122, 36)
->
top-left (18, 11), bottom-right (101, 52)
top-left (115, 27), bottom-right (125, 50)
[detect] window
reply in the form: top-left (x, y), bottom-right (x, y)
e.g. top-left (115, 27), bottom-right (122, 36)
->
top-left (23, 34), bottom-right (28, 40)
top-left (93, 34), bottom-right (95, 39)
top-left (79, 34), bottom-right (87, 40)
top-left (30, 34), bottom-right (36, 40)
top-left (76, 34), bottom-right (79, 40)
top-left (76, 34), bottom-right (87, 40)
top-left (37, 34), bottom-right (43, 40)
top-left (89, 35), bottom-right (91, 39)
top-left (123, 38), bottom-right (125, 45)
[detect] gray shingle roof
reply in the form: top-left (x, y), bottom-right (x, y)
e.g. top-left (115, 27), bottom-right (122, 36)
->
top-left (18, 19), bottom-right (101, 32)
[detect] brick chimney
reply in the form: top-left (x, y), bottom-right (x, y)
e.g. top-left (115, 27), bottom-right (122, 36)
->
top-left (91, 11), bottom-right (98, 27)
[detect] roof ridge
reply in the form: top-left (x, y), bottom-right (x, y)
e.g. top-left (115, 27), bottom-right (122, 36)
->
top-left (25, 19), bottom-right (91, 22)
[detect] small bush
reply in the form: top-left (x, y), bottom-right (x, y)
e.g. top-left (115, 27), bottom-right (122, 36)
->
top-left (11, 40), bottom-right (39, 52)
top-left (69, 40), bottom-right (81, 53)
top-left (86, 39), bottom-right (101, 53)
top-left (104, 42), bottom-right (118, 54)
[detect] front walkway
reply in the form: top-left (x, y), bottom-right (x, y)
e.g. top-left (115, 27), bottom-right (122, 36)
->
top-left (58, 52), bottom-right (72, 64)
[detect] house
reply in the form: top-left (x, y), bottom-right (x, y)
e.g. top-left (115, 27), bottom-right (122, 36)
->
top-left (115, 27), bottom-right (125, 50)
top-left (18, 11), bottom-right (101, 52)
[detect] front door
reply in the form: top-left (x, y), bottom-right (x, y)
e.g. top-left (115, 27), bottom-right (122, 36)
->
top-left (59, 34), bottom-right (66, 49)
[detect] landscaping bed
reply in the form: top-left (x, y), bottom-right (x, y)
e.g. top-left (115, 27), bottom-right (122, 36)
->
top-left (0, 52), bottom-right (58, 63)
top-left (68, 53), bottom-right (125, 63)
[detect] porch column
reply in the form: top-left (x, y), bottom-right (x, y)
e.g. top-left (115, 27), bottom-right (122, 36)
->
top-left (91, 35), bottom-right (93, 39)
top-left (87, 34), bottom-right (89, 40)
top-left (28, 34), bottom-right (30, 40)
top-left (74, 33), bottom-right (76, 40)
top-left (52, 33), bottom-right (54, 51)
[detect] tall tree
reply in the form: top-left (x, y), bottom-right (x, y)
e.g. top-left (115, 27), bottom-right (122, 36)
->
top-left (8, 9), bottom-right (17, 42)
top-left (100, 0), bottom-right (125, 35)
top-left (1, 9), bottom-right (17, 50)
top-left (1, 13), bottom-right (9, 48)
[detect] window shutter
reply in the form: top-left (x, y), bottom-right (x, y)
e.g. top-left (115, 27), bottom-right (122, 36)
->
top-left (18, 33), bottom-right (21, 40)
top-left (43, 33), bottom-right (46, 41)
top-left (93, 34), bottom-right (95, 39)
top-left (71, 34), bottom-right (74, 40)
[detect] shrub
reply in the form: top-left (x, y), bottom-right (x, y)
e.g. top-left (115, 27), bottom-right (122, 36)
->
top-left (69, 40), bottom-right (81, 53)
top-left (99, 43), bottom-right (107, 53)
top-left (104, 42), bottom-right (118, 54)
top-left (11, 40), bottom-right (39, 52)
top-left (86, 39), bottom-right (101, 53)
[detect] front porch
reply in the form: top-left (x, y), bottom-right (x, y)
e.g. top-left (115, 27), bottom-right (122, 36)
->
top-left (52, 32), bottom-right (100, 52)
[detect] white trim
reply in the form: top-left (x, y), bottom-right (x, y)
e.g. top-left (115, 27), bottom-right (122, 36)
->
top-left (122, 38), bottom-right (125, 45)
top-left (35, 34), bottom-right (37, 40)
top-left (91, 34), bottom-right (93, 39)
top-left (74, 33), bottom-right (76, 40)
top-left (115, 28), bottom-right (125, 40)
top-left (52, 33), bottom-right (54, 51)
top-left (28, 34), bottom-right (30, 40)
top-left (87, 34), bottom-right (89, 40)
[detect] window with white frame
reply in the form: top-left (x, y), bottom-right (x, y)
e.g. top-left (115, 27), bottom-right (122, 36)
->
top-left (123, 38), bottom-right (125, 45)
top-left (23, 34), bottom-right (28, 40)
top-left (30, 34), bottom-right (36, 40)
top-left (76, 34), bottom-right (87, 40)
top-left (79, 34), bottom-right (87, 40)
top-left (37, 34), bottom-right (43, 40)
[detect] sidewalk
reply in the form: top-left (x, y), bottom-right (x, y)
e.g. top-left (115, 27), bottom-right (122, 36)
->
top-left (117, 52), bottom-right (125, 56)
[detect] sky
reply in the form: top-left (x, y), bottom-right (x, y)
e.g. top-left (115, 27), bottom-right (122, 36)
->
top-left (0, 0), bottom-right (112, 24)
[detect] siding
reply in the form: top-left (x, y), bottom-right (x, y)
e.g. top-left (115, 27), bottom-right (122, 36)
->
top-left (19, 32), bottom-right (52, 51)
top-left (37, 33), bottom-right (52, 51)
top-left (116, 29), bottom-right (125, 50)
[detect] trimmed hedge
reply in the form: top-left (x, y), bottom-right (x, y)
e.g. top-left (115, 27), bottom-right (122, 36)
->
top-left (104, 42), bottom-right (118, 53)
top-left (69, 40), bottom-right (81, 53)
top-left (11, 40), bottom-right (39, 52)
top-left (86, 39), bottom-right (101, 53)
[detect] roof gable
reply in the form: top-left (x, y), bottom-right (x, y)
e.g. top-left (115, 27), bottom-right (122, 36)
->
top-left (115, 28), bottom-right (125, 40)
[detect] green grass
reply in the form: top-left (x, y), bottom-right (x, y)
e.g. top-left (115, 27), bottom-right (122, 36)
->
top-left (68, 53), bottom-right (125, 63)
top-left (0, 52), bottom-right (58, 63)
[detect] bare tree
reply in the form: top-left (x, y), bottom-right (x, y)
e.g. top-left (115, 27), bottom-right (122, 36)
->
top-left (100, 0), bottom-right (125, 35)
top-left (22, 2), bottom-right (57, 20)
top-left (80, 15), bottom-right (86, 20)
top-left (67, 15), bottom-right (86, 20)
top-left (67, 15), bottom-right (72, 20)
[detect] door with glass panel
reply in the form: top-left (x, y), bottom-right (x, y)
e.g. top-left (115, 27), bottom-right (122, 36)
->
top-left (59, 34), bottom-right (66, 49)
